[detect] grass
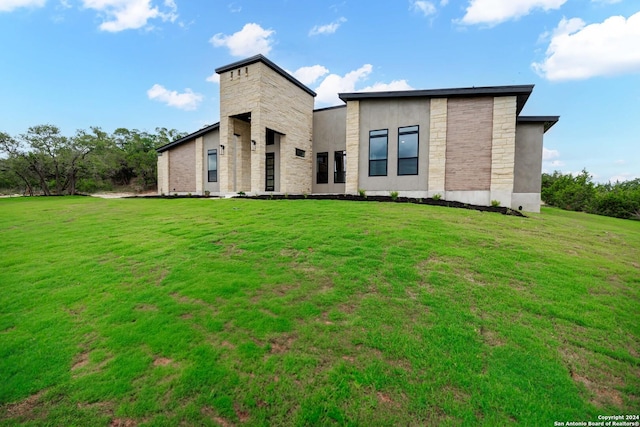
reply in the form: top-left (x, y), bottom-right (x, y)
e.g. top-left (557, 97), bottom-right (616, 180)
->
top-left (0, 197), bottom-right (638, 426)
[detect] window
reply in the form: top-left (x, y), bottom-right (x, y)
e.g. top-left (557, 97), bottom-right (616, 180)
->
top-left (317, 152), bottom-right (328, 184)
top-left (398, 126), bottom-right (419, 175)
top-left (295, 148), bottom-right (305, 157)
top-left (266, 128), bottom-right (275, 145)
top-left (334, 151), bottom-right (346, 183)
top-left (208, 149), bottom-right (217, 182)
top-left (369, 129), bottom-right (388, 176)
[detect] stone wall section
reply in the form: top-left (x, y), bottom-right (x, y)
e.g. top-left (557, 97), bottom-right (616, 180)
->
top-left (218, 62), bottom-right (262, 194)
top-left (157, 151), bottom-right (169, 195)
top-left (168, 140), bottom-right (195, 193)
top-left (445, 97), bottom-right (493, 191)
top-left (345, 100), bottom-right (360, 194)
top-left (195, 137), bottom-right (203, 194)
top-left (428, 98), bottom-right (447, 194)
top-left (217, 60), bottom-right (313, 194)
top-left (490, 96), bottom-right (517, 193)
top-left (257, 63), bottom-right (314, 194)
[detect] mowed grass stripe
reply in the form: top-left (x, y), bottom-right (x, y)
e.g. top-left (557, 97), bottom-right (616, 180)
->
top-left (0, 196), bottom-right (638, 426)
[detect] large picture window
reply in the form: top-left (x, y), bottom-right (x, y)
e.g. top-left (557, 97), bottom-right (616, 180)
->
top-left (369, 129), bottom-right (388, 176)
top-left (398, 126), bottom-right (419, 175)
top-left (208, 149), bottom-right (218, 182)
top-left (334, 151), bottom-right (346, 183)
top-left (317, 152), bottom-right (328, 184)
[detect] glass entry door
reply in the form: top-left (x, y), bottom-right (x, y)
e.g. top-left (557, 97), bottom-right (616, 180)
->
top-left (265, 152), bottom-right (275, 191)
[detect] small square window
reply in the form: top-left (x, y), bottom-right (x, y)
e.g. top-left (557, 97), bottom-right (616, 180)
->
top-left (295, 148), bottom-right (305, 157)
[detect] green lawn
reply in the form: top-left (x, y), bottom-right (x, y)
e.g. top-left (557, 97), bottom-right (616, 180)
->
top-left (0, 197), bottom-right (638, 426)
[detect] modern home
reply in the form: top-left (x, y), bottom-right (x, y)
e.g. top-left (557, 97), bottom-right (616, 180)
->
top-left (156, 54), bottom-right (558, 212)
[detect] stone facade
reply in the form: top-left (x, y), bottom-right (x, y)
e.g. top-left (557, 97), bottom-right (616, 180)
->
top-left (428, 98), bottom-right (447, 194)
top-left (168, 140), bottom-right (195, 193)
top-left (157, 56), bottom-right (555, 212)
top-left (345, 100), bottom-right (360, 194)
top-left (217, 58), bottom-right (314, 195)
top-left (157, 150), bottom-right (169, 195)
top-left (445, 97), bottom-right (494, 191)
top-left (490, 96), bottom-right (517, 206)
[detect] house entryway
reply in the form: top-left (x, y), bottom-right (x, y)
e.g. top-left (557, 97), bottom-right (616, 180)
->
top-left (265, 152), bottom-right (275, 191)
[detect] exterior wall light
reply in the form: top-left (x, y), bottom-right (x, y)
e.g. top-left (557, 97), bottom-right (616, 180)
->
top-left (220, 145), bottom-right (225, 155)
top-left (251, 140), bottom-right (257, 151)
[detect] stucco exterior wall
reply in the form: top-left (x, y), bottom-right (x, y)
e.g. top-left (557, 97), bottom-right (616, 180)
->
top-left (514, 123), bottom-right (543, 193)
top-left (312, 106), bottom-right (347, 193)
top-left (357, 98), bottom-right (430, 193)
top-left (512, 122), bottom-right (544, 212)
top-left (445, 97), bottom-right (493, 191)
top-left (168, 140), bottom-right (196, 193)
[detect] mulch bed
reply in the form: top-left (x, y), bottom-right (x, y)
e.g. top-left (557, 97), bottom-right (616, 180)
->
top-left (134, 193), bottom-right (526, 217)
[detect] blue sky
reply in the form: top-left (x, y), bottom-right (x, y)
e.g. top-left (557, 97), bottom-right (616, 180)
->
top-left (1, 0), bottom-right (638, 182)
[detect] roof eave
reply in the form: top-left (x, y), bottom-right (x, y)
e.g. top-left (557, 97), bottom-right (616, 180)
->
top-left (338, 85), bottom-right (535, 114)
top-left (517, 115), bottom-right (560, 132)
top-left (156, 122), bottom-right (220, 153)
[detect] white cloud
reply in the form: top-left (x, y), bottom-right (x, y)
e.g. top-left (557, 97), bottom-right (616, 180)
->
top-left (549, 160), bottom-right (565, 167)
top-left (592, 0), bottom-right (622, 3)
top-left (459, 0), bottom-right (567, 26)
top-left (147, 84), bottom-right (203, 110)
top-left (609, 173), bottom-right (639, 183)
top-left (314, 64), bottom-right (373, 105)
top-left (291, 65), bottom-right (329, 86)
top-left (309, 17), bottom-right (346, 36)
top-left (81, 0), bottom-right (178, 32)
top-left (360, 80), bottom-right (413, 92)
top-left (543, 147), bottom-right (559, 160)
top-left (411, 1), bottom-right (436, 17)
top-left (206, 73), bottom-right (220, 84)
top-left (313, 64), bottom-right (413, 106)
top-left (614, 159), bottom-right (626, 165)
top-left (0, 0), bottom-right (45, 12)
top-left (228, 2), bottom-right (241, 13)
top-left (210, 23), bottom-right (275, 57)
top-left (532, 12), bottom-right (640, 81)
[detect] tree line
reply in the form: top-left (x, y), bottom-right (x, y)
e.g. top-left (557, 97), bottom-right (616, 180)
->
top-left (542, 169), bottom-right (640, 220)
top-left (0, 124), bottom-right (186, 195)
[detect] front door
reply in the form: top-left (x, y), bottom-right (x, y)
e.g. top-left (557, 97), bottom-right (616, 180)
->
top-left (265, 152), bottom-right (275, 191)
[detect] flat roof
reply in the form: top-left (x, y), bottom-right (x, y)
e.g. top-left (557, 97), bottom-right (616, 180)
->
top-left (518, 116), bottom-right (560, 132)
top-left (215, 54), bottom-right (317, 97)
top-left (156, 122), bottom-right (219, 153)
top-left (339, 85), bottom-right (534, 115)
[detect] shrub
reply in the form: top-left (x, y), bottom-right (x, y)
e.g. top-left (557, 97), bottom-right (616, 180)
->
top-left (358, 189), bottom-right (366, 198)
top-left (390, 191), bottom-right (399, 201)
top-left (491, 200), bottom-right (500, 207)
top-left (432, 193), bottom-right (442, 201)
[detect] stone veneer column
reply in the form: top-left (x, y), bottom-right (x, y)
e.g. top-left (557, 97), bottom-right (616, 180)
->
top-left (428, 98), bottom-right (447, 194)
top-left (195, 136), bottom-right (204, 195)
top-left (157, 151), bottom-right (169, 195)
top-left (218, 117), bottom-right (232, 194)
top-left (490, 96), bottom-right (517, 206)
top-left (345, 100), bottom-right (360, 194)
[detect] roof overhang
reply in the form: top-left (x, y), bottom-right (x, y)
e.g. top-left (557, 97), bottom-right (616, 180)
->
top-left (339, 85), bottom-right (534, 115)
top-left (156, 122), bottom-right (220, 153)
top-left (215, 54), bottom-right (317, 97)
top-left (517, 116), bottom-right (560, 133)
